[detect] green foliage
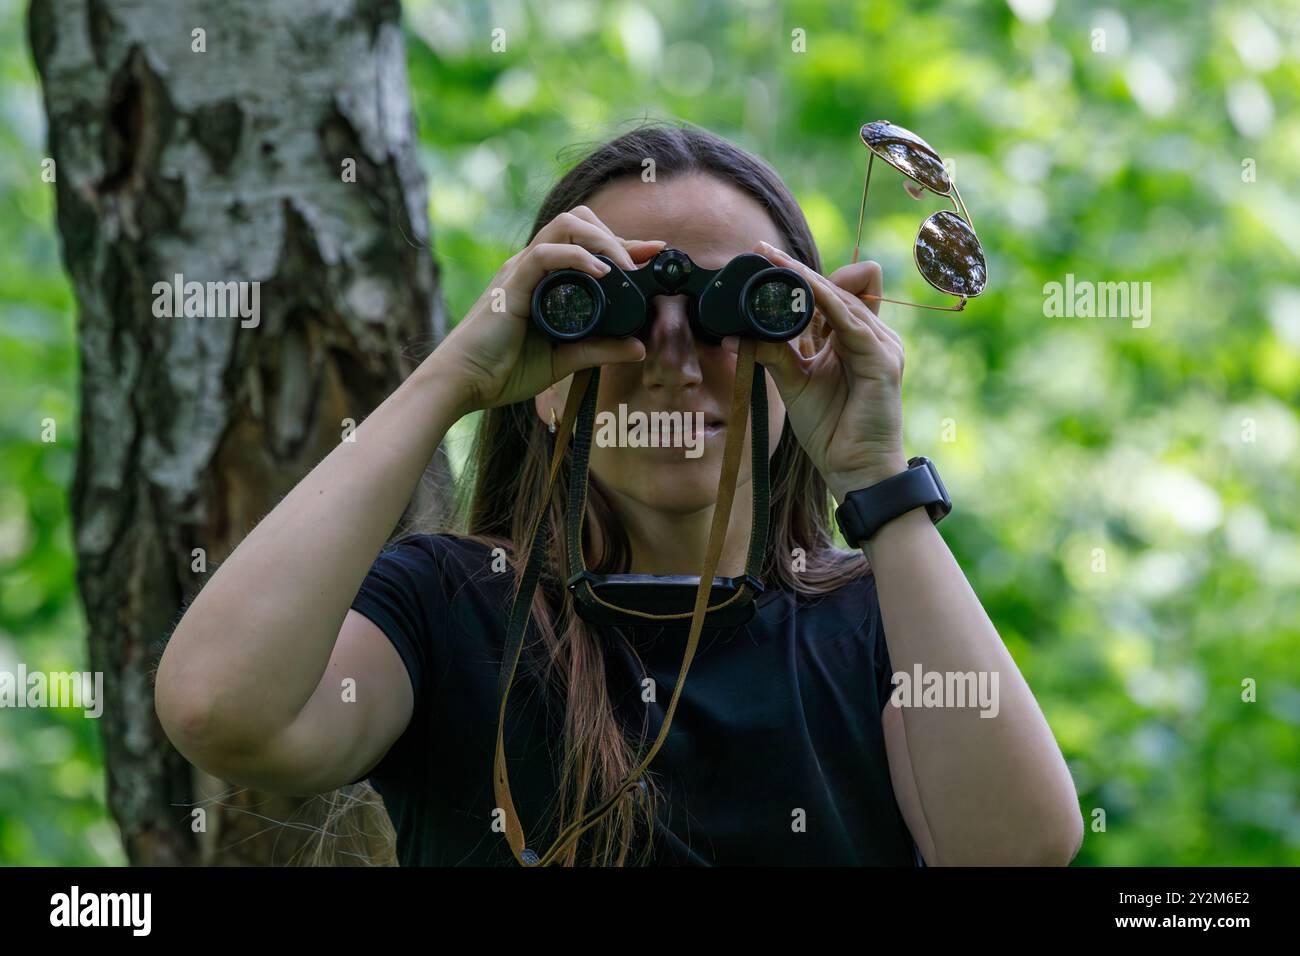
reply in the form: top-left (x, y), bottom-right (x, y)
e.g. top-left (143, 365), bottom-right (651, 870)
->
top-left (2, 0), bottom-right (1297, 864)
top-left (0, 0), bottom-right (122, 865)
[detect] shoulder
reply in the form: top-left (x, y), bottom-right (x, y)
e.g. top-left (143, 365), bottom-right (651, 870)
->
top-left (788, 552), bottom-right (877, 609)
top-left (778, 556), bottom-right (881, 640)
top-left (376, 531), bottom-right (502, 571)
top-left (375, 532), bottom-right (505, 593)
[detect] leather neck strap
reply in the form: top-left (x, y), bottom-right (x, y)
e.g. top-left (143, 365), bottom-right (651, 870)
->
top-left (565, 353), bottom-right (769, 617)
top-left (493, 339), bottom-right (766, 866)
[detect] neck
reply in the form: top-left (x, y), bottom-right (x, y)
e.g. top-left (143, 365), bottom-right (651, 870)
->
top-left (601, 476), bottom-right (756, 579)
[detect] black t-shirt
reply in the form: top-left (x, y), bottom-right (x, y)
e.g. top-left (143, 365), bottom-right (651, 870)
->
top-left (348, 532), bottom-right (923, 866)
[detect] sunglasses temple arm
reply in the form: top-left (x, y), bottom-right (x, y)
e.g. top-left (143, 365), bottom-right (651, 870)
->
top-left (950, 181), bottom-right (974, 232)
top-left (852, 151), bottom-right (874, 265)
top-left (857, 292), bottom-right (968, 312)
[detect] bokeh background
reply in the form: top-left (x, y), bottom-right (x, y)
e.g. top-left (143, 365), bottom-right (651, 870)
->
top-left (2, 0), bottom-right (1298, 865)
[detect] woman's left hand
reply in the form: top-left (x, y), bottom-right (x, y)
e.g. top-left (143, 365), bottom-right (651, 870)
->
top-left (726, 240), bottom-right (907, 502)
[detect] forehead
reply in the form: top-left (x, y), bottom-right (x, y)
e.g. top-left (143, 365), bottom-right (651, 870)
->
top-left (584, 172), bottom-right (787, 269)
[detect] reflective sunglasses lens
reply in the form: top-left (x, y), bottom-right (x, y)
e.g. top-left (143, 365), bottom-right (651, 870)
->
top-left (915, 210), bottom-right (987, 297)
top-left (860, 121), bottom-right (951, 195)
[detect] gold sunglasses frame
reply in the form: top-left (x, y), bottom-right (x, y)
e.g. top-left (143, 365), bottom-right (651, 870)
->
top-left (850, 120), bottom-right (987, 313)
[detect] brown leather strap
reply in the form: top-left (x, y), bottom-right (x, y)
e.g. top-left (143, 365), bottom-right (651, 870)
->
top-left (564, 361), bottom-right (766, 620)
top-left (493, 342), bottom-right (758, 865)
top-left (492, 367), bottom-right (592, 864)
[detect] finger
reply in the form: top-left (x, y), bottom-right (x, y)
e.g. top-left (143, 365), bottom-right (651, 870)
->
top-left (827, 260), bottom-right (883, 316)
top-left (499, 242), bottom-right (612, 317)
top-left (825, 260), bottom-right (900, 346)
top-left (755, 241), bottom-right (885, 353)
top-left (532, 210), bottom-right (639, 269)
top-left (625, 238), bottom-right (668, 264)
top-left (568, 206), bottom-right (668, 267)
top-left (826, 277), bottom-right (902, 348)
top-left (565, 205), bottom-right (638, 269)
top-left (501, 238), bottom-right (664, 321)
top-left (551, 335), bottom-right (647, 381)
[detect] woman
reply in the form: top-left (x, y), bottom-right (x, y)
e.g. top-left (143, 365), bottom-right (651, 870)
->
top-left (155, 121), bottom-right (1083, 866)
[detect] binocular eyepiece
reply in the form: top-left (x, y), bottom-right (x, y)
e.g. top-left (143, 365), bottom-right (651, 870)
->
top-left (530, 247), bottom-right (814, 344)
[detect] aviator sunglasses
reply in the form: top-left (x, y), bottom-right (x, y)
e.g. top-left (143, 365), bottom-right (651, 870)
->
top-left (852, 120), bottom-right (988, 310)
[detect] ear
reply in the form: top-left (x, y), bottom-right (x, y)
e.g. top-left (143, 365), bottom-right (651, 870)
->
top-left (532, 375), bottom-right (574, 429)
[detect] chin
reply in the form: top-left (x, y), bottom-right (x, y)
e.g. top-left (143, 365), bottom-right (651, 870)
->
top-left (624, 469), bottom-right (740, 515)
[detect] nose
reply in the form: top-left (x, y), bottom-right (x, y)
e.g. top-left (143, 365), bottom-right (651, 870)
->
top-left (639, 294), bottom-right (703, 390)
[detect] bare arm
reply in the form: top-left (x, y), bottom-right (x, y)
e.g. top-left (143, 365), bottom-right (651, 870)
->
top-left (869, 506), bottom-right (1084, 866)
top-left (154, 208), bottom-right (659, 795)
top-left (155, 354), bottom-right (468, 790)
top-left (736, 246), bottom-right (1083, 866)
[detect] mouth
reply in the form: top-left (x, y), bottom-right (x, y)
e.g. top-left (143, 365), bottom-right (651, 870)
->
top-left (640, 415), bottom-right (726, 447)
top-left (695, 413), bottom-right (726, 431)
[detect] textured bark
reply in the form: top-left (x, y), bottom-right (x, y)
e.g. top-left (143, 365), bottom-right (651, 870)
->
top-left (29, 0), bottom-right (451, 864)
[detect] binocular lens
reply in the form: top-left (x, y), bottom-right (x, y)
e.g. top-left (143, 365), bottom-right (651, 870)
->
top-left (539, 281), bottom-right (597, 337)
top-left (745, 277), bottom-right (809, 337)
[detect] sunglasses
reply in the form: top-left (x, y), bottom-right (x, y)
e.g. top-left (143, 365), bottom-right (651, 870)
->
top-left (851, 120), bottom-right (988, 311)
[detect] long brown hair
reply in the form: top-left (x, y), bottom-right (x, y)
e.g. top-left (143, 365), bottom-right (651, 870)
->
top-left (437, 119), bottom-right (871, 865)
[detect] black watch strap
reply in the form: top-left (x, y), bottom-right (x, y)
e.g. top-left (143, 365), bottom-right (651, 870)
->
top-left (834, 456), bottom-right (952, 547)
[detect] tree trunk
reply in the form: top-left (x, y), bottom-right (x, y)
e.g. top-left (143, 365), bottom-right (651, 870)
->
top-left (29, 0), bottom-right (451, 865)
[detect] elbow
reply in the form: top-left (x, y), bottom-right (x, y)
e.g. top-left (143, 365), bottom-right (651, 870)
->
top-left (154, 632), bottom-right (239, 768)
top-left (154, 637), bottom-right (300, 790)
top-left (974, 807), bottom-right (1084, 867)
top-left (156, 684), bottom-right (258, 783)
top-left (1023, 808), bottom-right (1085, 867)
top-left (155, 667), bottom-right (218, 762)
top-left (1060, 809), bottom-right (1085, 864)
top-left (1021, 761), bottom-right (1086, 866)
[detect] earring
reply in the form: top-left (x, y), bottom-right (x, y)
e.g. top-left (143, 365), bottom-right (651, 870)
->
top-left (548, 407), bottom-right (557, 435)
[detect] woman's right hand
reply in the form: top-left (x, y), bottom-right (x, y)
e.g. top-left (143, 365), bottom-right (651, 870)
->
top-left (432, 205), bottom-right (664, 414)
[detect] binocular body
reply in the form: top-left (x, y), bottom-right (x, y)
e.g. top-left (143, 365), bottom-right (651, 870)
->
top-left (530, 247), bottom-right (814, 344)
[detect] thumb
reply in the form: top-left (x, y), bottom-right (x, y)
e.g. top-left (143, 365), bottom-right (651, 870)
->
top-left (827, 260), bottom-right (884, 312)
top-left (551, 335), bottom-right (646, 380)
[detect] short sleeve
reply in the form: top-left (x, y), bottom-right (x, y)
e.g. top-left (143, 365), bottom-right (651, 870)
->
top-left (346, 534), bottom-right (446, 784)
top-left (867, 573), bottom-right (898, 712)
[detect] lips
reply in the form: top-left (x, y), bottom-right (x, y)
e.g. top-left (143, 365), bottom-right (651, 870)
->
top-left (652, 410), bottom-right (725, 426)
top-left (646, 411), bottom-right (723, 447)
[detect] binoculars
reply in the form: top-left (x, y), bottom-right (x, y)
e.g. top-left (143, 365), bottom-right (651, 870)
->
top-left (530, 247), bottom-right (815, 344)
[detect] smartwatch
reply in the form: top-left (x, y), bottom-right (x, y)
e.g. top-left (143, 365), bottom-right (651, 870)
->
top-left (834, 456), bottom-right (952, 547)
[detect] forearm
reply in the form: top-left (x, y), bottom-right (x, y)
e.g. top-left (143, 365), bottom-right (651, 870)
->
top-left (861, 506), bottom-right (1083, 865)
top-left (156, 351), bottom-right (469, 746)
